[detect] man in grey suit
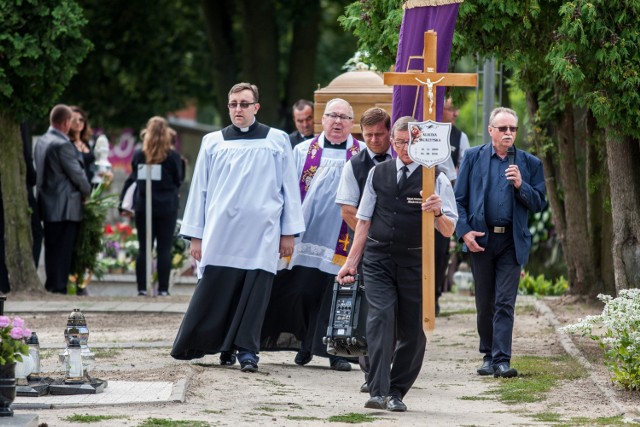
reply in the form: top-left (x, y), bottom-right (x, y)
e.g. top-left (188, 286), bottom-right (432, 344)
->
top-left (34, 104), bottom-right (91, 294)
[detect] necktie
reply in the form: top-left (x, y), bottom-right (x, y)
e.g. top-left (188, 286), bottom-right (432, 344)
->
top-left (373, 154), bottom-right (388, 163)
top-left (398, 166), bottom-right (409, 191)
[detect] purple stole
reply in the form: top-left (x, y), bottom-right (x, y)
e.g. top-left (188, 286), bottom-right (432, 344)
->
top-left (298, 134), bottom-right (361, 265)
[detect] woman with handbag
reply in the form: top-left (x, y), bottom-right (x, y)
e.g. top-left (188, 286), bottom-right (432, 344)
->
top-left (119, 116), bottom-right (183, 296)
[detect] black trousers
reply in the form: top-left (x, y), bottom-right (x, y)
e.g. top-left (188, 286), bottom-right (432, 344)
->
top-left (434, 232), bottom-right (451, 299)
top-left (364, 256), bottom-right (425, 399)
top-left (135, 211), bottom-right (178, 293)
top-left (469, 231), bottom-right (521, 365)
top-left (43, 220), bottom-right (78, 294)
top-left (171, 266), bottom-right (274, 360)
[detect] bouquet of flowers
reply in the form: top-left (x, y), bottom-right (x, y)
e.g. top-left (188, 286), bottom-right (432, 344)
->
top-left (0, 316), bottom-right (30, 365)
top-left (70, 182), bottom-right (118, 280)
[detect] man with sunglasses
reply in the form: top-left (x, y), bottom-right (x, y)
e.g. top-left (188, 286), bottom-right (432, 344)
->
top-left (337, 116), bottom-right (458, 412)
top-left (172, 83), bottom-right (305, 373)
top-left (454, 107), bottom-right (546, 378)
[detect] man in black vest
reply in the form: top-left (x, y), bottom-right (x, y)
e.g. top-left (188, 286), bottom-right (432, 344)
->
top-left (336, 107), bottom-right (393, 394)
top-left (337, 107), bottom-right (393, 238)
top-left (288, 99), bottom-right (314, 148)
top-left (337, 116), bottom-right (458, 412)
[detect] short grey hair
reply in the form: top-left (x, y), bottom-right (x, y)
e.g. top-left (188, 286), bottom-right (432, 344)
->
top-left (391, 116), bottom-right (415, 138)
top-left (489, 107), bottom-right (518, 126)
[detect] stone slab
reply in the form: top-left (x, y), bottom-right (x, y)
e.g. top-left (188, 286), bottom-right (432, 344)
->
top-left (0, 414), bottom-right (39, 427)
top-left (13, 380), bottom-right (178, 409)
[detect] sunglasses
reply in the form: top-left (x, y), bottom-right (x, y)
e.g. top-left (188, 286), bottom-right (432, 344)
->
top-left (228, 102), bottom-right (257, 109)
top-left (492, 126), bottom-right (518, 133)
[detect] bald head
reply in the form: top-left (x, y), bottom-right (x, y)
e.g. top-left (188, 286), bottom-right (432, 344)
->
top-left (321, 98), bottom-right (354, 144)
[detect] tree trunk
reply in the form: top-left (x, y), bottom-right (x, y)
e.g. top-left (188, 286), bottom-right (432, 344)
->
top-left (584, 111), bottom-right (616, 295)
top-left (605, 132), bottom-right (640, 291)
top-left (201, 0), bottom-right (237, 125)
top-left (0, 115), bottom-right (41, 292)
top-left (526, 89), bottom-right (603, 295)
top-left (284, 0), bottom-right (321, 129)
top-left (239, 0), bottom-right (280, 127)
top-left (553, 100), bottom-right (601, 294)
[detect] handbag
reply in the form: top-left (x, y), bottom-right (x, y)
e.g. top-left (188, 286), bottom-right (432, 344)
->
top-left (121, 182), bottom-right (137, 214)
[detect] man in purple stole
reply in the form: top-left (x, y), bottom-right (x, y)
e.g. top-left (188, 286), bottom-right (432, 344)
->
top-left (261, 98), bottom-right (361, 371)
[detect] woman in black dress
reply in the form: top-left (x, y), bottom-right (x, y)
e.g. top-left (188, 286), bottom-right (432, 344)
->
top-left (120, 117), bottom-right (183, 296)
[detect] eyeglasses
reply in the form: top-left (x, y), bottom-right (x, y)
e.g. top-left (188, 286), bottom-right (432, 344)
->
top-left (491, 126), bottom-right (518, 133)
top-left (393, 139), bottom-right (410, 147)
top-left (323, 113), bottom-right (353, 121)
top-left (228, 102), bottom-right (257, 109)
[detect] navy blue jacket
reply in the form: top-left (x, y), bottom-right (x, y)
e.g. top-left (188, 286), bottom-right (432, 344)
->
top-left (454, 143), bottom-right (546, 265)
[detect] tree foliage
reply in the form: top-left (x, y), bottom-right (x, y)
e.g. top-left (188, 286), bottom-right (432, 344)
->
top-left (59, 0), bottom-right (213, 130)
top-left (0, 0), bottom-right (91, 292)
top-left (549, 0), bottom-right (640, 137)
top-left (0, 0), bottom-right (91, 121)
top-left (341, 0), bottom-right (640, 294)
top-left (202, 0), bottom-right (358, 129)
top-left (339, 0), bottom-right (403, 71)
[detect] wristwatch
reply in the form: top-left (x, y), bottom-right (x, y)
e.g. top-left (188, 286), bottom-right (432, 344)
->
top-left (434, 209), bottom-right (443, 218)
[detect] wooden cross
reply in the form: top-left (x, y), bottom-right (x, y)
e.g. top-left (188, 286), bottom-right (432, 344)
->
top-left (384, 30), bottom-right (477, 332)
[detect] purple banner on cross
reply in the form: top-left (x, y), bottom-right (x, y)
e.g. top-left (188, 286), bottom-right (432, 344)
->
top-left (392, 1), bottom-right (461, 124)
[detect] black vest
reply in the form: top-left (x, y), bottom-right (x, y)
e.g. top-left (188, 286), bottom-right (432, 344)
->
top-left (366, 161), bottom-right (424, 266)
top-left (450, 126), bottom-right (462, 168)
top-left (350, 150), bottom-right (376, 200)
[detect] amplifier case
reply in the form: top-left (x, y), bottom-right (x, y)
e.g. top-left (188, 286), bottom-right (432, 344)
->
top-left (323, 275), bottom-right (368, 357)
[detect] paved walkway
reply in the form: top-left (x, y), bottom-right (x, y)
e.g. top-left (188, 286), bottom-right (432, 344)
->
top-left (6, 296), bottom-right (639, 425)
top-left (7, 300), bottom-right (189, 314)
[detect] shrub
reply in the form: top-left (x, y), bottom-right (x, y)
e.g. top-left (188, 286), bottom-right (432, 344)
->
top-left (518, 272), bottom-right (568, 296)
top-left (560, 289), bottom-right (640, 390)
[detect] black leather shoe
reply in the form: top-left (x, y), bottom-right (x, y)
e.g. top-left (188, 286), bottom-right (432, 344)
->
top-left (240, 360), bottom-right (258, 373)
top-left (360, 382), bottom-right (369, 393)
top-left (477, 360), bottom-right (494, 376)
top-left (364, 395), bottom-right (386, 410)
top-left (294, 350), bottom-right (313, 366)
top-left (493, 362), bottom-right (518, 378)
top-left (386, 396), bottom-right (407, 412)
top-left (220, 351), bottom-right (237, 366)
top-left (330, 359), bottom-right (352, 371)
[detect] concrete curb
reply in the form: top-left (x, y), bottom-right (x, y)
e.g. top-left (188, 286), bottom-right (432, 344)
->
top-left (535, 299), bottom-right (627, 416)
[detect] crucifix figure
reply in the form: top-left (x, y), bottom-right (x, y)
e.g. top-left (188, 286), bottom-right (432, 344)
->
top-left (415, 76), bottom-right (445, 114)
top-left (384, 30), bottom-right (477, 331)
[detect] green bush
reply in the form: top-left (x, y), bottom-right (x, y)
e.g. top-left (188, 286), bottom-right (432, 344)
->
top-left (561, 289), bottom-right (640, 390)
top-left (518, 272), bottom-right (568, 296)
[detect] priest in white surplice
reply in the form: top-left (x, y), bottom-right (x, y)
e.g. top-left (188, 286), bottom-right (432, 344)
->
top-left (260, 98), bottom-right (360, 371)
top-left (171, 83), bottom-right (305, 373)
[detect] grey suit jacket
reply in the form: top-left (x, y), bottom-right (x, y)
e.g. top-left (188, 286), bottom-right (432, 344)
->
top-left (34, 127), bottom-right (91, 222)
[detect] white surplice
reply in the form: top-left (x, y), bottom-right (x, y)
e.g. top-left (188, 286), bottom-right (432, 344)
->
top-left (281, 132), bottom-right (359, 275)
top-left (180, 124), bottom-right (305, 276)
